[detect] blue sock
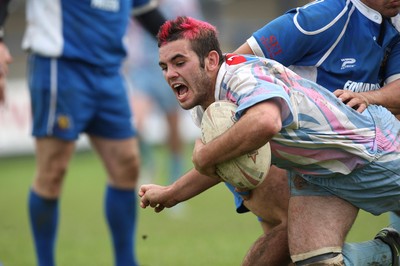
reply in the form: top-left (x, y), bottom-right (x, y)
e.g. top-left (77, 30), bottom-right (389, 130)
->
top-left (28, 189), bottom-right (58, 266)
top-left (342, 240), bottom-right (392, 265)
top-left (105, 186), bottom-right (138, 266)
top-left (389, 211), bottom-right (400, 231)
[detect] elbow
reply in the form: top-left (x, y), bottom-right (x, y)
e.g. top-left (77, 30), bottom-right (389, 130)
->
top-left (260, 115), bottom-right (282, 138)
top-left (270, 117), bottom-right (282, 136)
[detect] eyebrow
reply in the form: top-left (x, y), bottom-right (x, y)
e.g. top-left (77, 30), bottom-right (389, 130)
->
top-left (159, 53), bottom-right (187, 66)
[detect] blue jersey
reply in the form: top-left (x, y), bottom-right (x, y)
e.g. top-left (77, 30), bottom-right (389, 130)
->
top-left (247, 0), bottom-right (400, 92)
top-left (22, 0), bottom-right (154, 67)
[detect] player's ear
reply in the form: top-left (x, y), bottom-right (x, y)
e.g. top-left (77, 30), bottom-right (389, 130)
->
top-left (205, 50), bottom-right (220, 72)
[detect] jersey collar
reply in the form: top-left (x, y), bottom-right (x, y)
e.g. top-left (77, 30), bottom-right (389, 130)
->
top-left (351, 0), bottom-right (382, 24)
top-left (215, 60), bottom-right (228, 101)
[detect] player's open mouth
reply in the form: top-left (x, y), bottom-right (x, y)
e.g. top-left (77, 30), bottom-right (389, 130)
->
top-left (173, 83), bottom-right (189, 99)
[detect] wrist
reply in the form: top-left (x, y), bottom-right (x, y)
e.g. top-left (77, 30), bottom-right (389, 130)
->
top-left (360, 93), bottom-right (370, 106)
top-left (164, 185), bottom-right (181, 206)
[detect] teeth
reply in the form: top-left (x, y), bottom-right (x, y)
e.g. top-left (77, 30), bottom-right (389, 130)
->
top-left (173, 84), bottom-right (181, 88)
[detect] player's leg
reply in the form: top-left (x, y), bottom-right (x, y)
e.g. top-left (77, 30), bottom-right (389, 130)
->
top-left (27, 55), bottom-right (82, 266)
top-left (241, 166), bottom-right (398, 266)
top-left (241, 166), bottom-right (292, 265)
top-left (288, 168), bottom-right (400, 266)
top-left (242, 224), bottom-right (291, 266)
top-left (151, 76), bottom-right (185, 185)
top-left (29, 137), bottom-right (75, 266)
top-left (130, 92), bottom-right (156, 182)
top-left (91, 136), bottom-right (140, 266)
top-left (165, 109), bottom-right (184, 184)
top-left (338, 227), bottom-right (400, 266)
top-left (241, 168), bottom-right (388, 265)
top-left (390, 114), bottom-right (400, 234)
top-left (322, 143), bottom-right (400, 265)
top-left (244, 166), bottom-right (289, 228)
top-left (89, 64), bottom-right (141, 266)
top-left (288, 195), bottom-right (357, 265)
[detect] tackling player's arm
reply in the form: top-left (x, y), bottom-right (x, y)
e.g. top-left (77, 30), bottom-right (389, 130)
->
top-left (132, 1), bottom-right (166, 38)
top-left (334, 79), bottom-right (400, 114)
top-left (0, 0), bottom-right (13, 104)
top-left (234, 42), bottom-right (254, 55)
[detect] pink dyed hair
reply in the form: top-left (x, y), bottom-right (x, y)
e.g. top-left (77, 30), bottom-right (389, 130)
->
top-left (157, 16), bottom-right (223, 66)
top-left (158, 16), bottom-right (217, 46)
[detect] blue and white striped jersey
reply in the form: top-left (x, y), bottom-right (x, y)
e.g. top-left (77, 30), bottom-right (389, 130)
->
top-left (193, 54), bottom-right (400, 177)
top-left (22, 0), bottom-right (157, 67)
top-left (247, 0), bottom-right (400, 93)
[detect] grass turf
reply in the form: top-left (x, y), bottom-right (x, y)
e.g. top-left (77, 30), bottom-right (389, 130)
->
top-left (0, 144), bottom-right (388, 266)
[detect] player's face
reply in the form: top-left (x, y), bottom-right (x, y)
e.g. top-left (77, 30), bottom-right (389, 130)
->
top-left (362, 0), bottom-right (400, 17)
top-left (159, 39), bottom-right (215, 110)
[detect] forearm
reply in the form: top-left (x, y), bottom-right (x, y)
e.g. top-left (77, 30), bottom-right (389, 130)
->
top-left (363, 79), bottom-right (400, 115)
top-left (133, 4), bottom-right (166, 38)
top-left (170, 168), bottom-right (220, 203)
top-left (139, 169), bottom-right (220, 211)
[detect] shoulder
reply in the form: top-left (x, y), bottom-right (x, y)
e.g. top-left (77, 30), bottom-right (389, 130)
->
top-left (225, 54), bottom-right (251, 66)
top-left (292, 0), bottom-right (350, 35)
top-left (223, 54), bottom-right (266, 78)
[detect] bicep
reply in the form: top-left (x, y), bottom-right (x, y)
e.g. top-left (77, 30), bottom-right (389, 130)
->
top-left (233, 42), bottom-right (254, 55)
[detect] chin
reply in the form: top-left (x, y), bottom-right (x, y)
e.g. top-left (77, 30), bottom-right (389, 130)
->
top-left (179, 102), bottom-right (192, 110)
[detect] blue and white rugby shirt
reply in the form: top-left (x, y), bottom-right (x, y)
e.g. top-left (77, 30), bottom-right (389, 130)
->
top-left (193, 54), bottom-right (400, 177)
top-left (247, 0), bottom-right (400, 92)
top-left (22, 0), bottom-right (157, 67)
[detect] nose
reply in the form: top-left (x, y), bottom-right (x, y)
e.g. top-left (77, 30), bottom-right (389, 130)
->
top-left (165, 66), bottom-right (179, 80)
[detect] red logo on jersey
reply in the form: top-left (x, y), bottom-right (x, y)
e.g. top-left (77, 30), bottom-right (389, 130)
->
top-left (225, 53), bottom-right (247, 65)
top-left (260, 35), bottom-right (282, 59)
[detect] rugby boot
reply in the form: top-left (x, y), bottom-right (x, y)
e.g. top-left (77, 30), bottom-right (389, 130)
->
top-left (375, 227), bottom-right (400, 266)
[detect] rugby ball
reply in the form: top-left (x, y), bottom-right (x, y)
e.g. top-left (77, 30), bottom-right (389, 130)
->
top-left (200, 101), bottom-right (271, 189)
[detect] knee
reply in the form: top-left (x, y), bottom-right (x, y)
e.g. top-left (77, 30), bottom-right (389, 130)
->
top-left (123, 150), bottom-right (140, 178)
top-left (33, 162), bottom-right (68, 198)
top-left (292, 247), bottom-right (344, 266)
top-left (109, 150), bottom-right (141, 188)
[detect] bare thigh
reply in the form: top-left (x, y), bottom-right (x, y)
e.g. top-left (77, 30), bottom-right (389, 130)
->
top-left (241, 166), bottom-right (292, 266)
top-left (244, 165), bottom-right (289, 229)
top-left (33, 137), bottom-right (76, 198)
top-left (90, 135), bottom-right (140, 189)
top-left (288, 195), bottom-right (358, 256)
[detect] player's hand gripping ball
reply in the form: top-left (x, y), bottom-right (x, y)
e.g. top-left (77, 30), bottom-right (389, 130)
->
top-left (200, 101), bottom-right (271, 189)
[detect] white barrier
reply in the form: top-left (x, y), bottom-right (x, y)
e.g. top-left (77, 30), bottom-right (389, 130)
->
top-left (1, 80), bottom-right (34, 156)
top-left (0, 79), bottom-right (200, 157)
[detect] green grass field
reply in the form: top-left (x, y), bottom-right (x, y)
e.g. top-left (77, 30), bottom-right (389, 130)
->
top-left (0, 144), bottom-right (389, 266)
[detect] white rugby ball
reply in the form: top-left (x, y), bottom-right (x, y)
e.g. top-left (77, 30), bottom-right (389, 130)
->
top-left (200, 101), bottom-right (271, 189)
